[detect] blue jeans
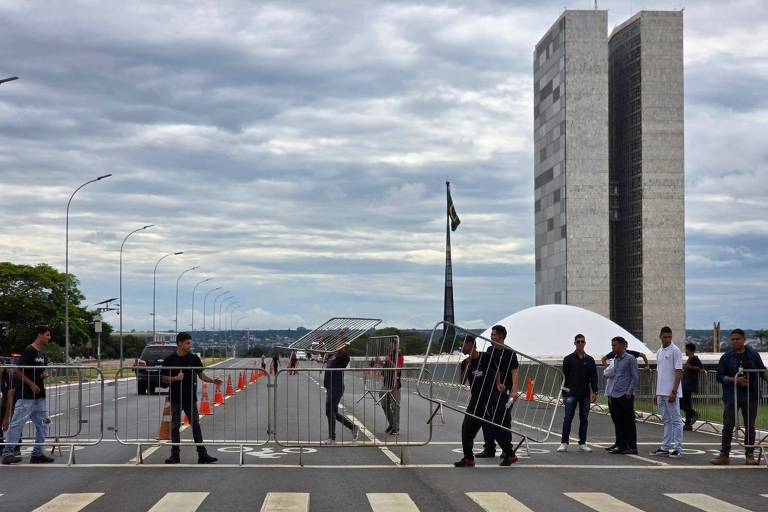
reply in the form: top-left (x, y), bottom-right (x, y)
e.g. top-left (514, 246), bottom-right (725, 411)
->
top-left (658, 395), bottom-right (683, 451)
top-left (2, 398), bottom-right (47, 457)
top-left (561, 393), bottom-right (590, 444)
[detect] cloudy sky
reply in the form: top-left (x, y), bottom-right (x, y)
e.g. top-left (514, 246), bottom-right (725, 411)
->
top-left (1, 0), bottom-right (766, 335)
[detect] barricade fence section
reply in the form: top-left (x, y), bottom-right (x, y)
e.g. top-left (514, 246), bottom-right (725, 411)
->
top-left (362, 335), bottom-right (400, 405)
top-left (733, 368), bottom-right (768, 459)
top-left (0, 365), bottom-right (104, 457)
top-left (113, 364), bottom-right (269, 448)
top-left (273, 367), bottom-right (432, 447)
top-left (416, 322), bottom-right (565, 444)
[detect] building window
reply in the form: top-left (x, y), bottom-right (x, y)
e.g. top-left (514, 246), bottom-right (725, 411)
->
top-left (547, 218), bottom-right (554, 231)
top-left (554, 291), bottom-right (562, 304)
top-left (553, 189), bottom-right (561, 203)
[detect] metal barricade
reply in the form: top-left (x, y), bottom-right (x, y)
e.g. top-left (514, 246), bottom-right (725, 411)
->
top-left (273, 366), bottom-right (432, 451)
top-left (113, 364), bottom-right (269, 463)
top-left (360, 335), bottom-right (400, 407)
top-left (0, 364), bottom-right (104, 464)
top-left (278, 317), bottom-right (382, 356)
top-left (416, 322), bottom-right (565, 447)
top-left (688, 370), bottom-right (722, 433)
top-left (733, 368), bottom-right (768, 465)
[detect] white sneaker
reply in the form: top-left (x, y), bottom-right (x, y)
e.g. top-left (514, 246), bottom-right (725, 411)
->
top-left (557, 443), bottom-right (568, 452)
top-left (352, 426), bottom-right (360, 441)
top-left (320, 438), bottom-right (336, 445)
top-left (578, 444), bottom-right (592, 452)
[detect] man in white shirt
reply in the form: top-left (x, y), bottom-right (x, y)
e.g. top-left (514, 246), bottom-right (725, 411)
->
top-left (650, 326), bottom-right (684, 457)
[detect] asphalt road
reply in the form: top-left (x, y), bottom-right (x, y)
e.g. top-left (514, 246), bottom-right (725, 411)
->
top-left (1, 357), bottom-right (767, 511)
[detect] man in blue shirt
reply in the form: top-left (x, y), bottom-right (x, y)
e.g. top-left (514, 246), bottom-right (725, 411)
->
top-left (710, 328), bottom-right (768, 466)
top-left (603, 336), bottom-right (638, 455)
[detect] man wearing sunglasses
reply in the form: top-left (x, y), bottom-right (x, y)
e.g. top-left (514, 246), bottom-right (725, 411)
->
top-left (557, 334), bottom-right (598, 453)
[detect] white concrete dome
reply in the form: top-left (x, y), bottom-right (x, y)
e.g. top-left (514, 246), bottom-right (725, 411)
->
top-left (477, 304), bottom-right (652, 359)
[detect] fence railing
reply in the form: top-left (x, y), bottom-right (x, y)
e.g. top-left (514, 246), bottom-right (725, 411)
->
top-left (732, 368), bottom-right (768, 463)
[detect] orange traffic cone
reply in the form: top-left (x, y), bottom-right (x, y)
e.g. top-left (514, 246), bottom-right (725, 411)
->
top-left (199, 391), bottom-right (213, 415)
top-left (225, 375), bottom-right (235, 395)
top-left (214, 383), bottom-right (225, 405)
top-left (249, 369), bottom-right (257, 383)
top-left (156, 395), bottom-right (172, 440)
top-left (525, 377), bottom-right (535, 401)
top-left (237, 371), bottom-right (247, 390)
top-left (203, 382), bottom-right (209, 389)
top-left (183, 412), bottom-right (191, 425)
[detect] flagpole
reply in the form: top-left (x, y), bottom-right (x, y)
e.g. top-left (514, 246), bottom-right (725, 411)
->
top-left (443, 181), bottom-right (456, 344)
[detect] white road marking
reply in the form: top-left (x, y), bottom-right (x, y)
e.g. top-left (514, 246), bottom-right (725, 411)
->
top-left (31, 493), bottom-right (104, 512)
top-left (367, 493), bottom-right (419, 512)
top-left (147, 492), bottom-right (209, 512)
top-left (86, 402), bottom-right (101, 408)
top-left (467, 492), bottom-right (534, 511)
top-left (260, 492), bottom-right (309, 512)
top-left (665, 493), bottom-right (751, 512)
top-left (565, 492), bottom-right (644, 511)
top-left (129, 445), bottom-right (162, 464)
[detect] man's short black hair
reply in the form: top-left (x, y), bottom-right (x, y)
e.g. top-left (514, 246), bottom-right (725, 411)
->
top-left (731, 328), bottom-right (746, 339)
top-left (491, 325), bottom-right (507, 340)
top-left (574, 333), bottom-right (585, 341)
top-left (660, 326), bottom-right (672, 336)
top-left (611, 336), bottom-right (627, 345)
top-left (463, 334), bottom-right (477, 347)
top-left (36, 325), bottom-right (51, 336)
top-left (685, 342), bottom-right (696, 352)
top-left (176, 332), bottom-right (192, 343)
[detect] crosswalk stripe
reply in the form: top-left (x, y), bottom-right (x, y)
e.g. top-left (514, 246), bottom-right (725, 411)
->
top-left (665, 494), bottom-right (751, 512)
top-left (147, 492), bottom-right (209, 512)
top-left (564, 492), bottom-right (644, 511)
top-left (367, 493), bottom-right (419, 511)
top-left (31, 493), bottom-right (104, 512)
top-left (467, 492), bottom-right (533, 511)
top-left (260, 492), bottom-right (309, 512)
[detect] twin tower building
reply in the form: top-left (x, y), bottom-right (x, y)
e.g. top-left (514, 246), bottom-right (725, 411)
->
top-left (533, 10), bottom-right (685, 347)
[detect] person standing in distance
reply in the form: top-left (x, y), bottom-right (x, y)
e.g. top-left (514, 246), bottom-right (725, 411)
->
top-left (271, 352), bottom-right (280, 375)
top-left (321, 344), bottom-right (359, 444)
top-left (557, 334), bottom-right (598, 453)
top-left (2, 326), bottom-right (54, 465)
top-left (161, 332), bottom-right (222, 464)
top-left (603, 336), bottom-right (638, 455)
top-left (681, 343), bottom-right (703, 430)
top-left (650, 327), bottom-right (684, 458)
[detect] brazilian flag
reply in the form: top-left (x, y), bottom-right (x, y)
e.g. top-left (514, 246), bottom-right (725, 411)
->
top-left (448, 186), bottom-right (461, 232)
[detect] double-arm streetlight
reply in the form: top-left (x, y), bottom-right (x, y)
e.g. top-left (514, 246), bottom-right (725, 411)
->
top-left (174, 266), bottom-right (199, 332)
top-left (65, 174), bottom-right (112, 363)
top-left (210, 290), bottom-right (231, 344)
top-left (202, 286), bottom-right (222, 343)
top-left (152, 252), bottom-right (183, 338)
top-left (119, 224), bottom-right (154, 366)
top-left (191, 278), bottom-right (212, 331)
top-left (227, 303), bottom-right (241, 345)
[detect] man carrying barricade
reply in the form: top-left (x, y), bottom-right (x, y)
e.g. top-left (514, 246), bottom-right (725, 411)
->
top-left (380, 339), bottom-right (403, 435)
top-left (454, 325), bottom-right (518, 468)
top-left (321, 343), bottom-right (360, 444)
top-left (557, 334), bottom-right (598, 453)
top-left (710, 328), bottom-right (768, 466)
top-left (603, 336), bottom-right (638, 455)
top-left (161, 332), bottom-right (223, 464)
top-left (650, 327), bottom-right (684, 458)
top-left (1, 326), bottom-right (53, 465)
top-left (681, 342), bottom-right (703, 431)
top-left (288, 350), bottom-right (299, 375)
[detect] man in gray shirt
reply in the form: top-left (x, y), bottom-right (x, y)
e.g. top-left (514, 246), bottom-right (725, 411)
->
top-left (603, 336), bottom-right (638, 455)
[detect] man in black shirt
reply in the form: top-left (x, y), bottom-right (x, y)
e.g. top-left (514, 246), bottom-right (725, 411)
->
top-left (557, 334), bottom-right (598, 452)
top-left (161, 332), bottom-right (222, 464)
top-left (2, 326), bottom-right (53, 465)
top-left (0, 356), bottom-right (22, 456)
top-left (455, 325), bottom-right (518, 468)
top-left (321, 344), bottom-right (359, 444)
top-left (271, 352), bottom-right (280, 375)
top-left (681, 343), bottom-right (703, 430)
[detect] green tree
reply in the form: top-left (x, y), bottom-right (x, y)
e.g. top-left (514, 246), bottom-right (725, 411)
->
top-left (0, 262), bottom-right (113, 361)
top-left (755, 329), bottom-right (768, 349)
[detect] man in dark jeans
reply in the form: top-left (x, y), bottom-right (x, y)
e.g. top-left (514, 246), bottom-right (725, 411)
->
top-left (0, 356), bottom-right (21, 456)
top-left (681, 342), bottom-right (703, 430)
top-left (161, 332), bottom-right (222, 464)
top-left (603, 336), bottom-right (638, 455)
top-left (321, 344), bottom-right (359, 444)
top-left (557, 334), bottom-right (598, 453)
top-left (711, 329), bottom-right (768, 466)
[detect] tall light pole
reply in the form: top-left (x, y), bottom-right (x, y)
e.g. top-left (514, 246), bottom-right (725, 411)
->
top-left (211, 291), bottom-right (231, 345)
top-left (65, 173), bottom-right (112, 363)
top-left (152, 251), bottom-right (183, 339)
top-left (228, 304), bottom-right (241, 345)
top-left (174, 266), bottom-right (199, 332)
top-left (219, 296), bottom-right (235, 333)
top-left (191, 278), bottom-right (212, 331)
top-left (202, 286), bottom-right (222, 344)
top-left (119, 224), bottom-right (154, 367)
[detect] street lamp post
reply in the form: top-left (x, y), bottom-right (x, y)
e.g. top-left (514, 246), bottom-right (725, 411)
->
top-left (174, 266), bottom-right (199, 332)
top-left (228, 304), bottom-right (241, 346)
top-left (65, 174), bottom-right (112, 363)
top-left (210, 291), bottom-right (231, 345)
top-left (202, 286), bottom-right (222, 345)
top-left (152, 251), bottom-right (183, 339)
top-left (219, 296), bottom-right (235, 335)
top-left (191, 278), bottom-right (212, 331)
top-left (119, 224), bottom-right (154, 367)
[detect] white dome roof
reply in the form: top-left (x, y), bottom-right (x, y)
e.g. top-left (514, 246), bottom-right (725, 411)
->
top-left (477, 304), bottom-right (652, 359)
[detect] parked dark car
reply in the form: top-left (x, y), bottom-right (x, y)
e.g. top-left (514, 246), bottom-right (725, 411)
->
top-left (134, 343), bottom-right (176, 395)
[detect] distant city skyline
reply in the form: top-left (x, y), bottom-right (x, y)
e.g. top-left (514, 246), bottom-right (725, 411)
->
top-left (0, 1), bottom-right (766, 331)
